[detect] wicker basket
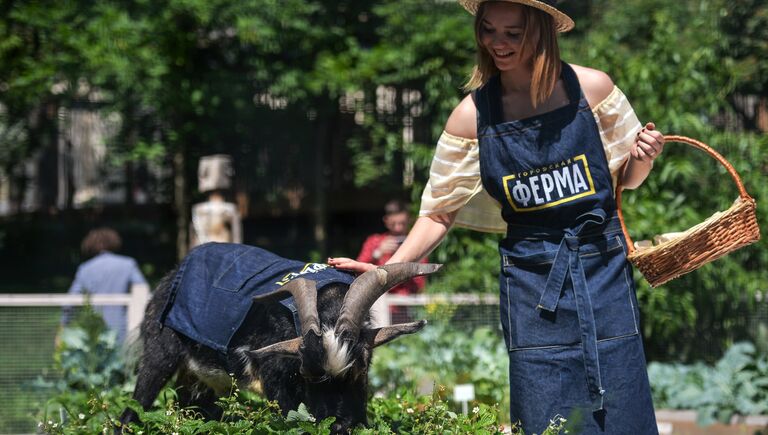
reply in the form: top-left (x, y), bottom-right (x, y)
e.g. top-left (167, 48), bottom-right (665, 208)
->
top-left (616, 135), bottom-right (761, 287)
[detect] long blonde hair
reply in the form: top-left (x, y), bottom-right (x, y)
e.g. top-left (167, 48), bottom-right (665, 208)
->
top-left (463, 2), bottom-right (561, 108)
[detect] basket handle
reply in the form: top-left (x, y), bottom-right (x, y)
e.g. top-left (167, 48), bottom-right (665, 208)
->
top-left (616, 135), bottom-right (753, 256)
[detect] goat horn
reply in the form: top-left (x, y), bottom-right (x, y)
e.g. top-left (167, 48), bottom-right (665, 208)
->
top-left (361, 319), bottom-right (428, 348)
top-left (252, 278), bottom-right (320, 337)
top-left (334, 263), bottom-right (441, 342)
top-left (248, 337), bottom-right (303, 360)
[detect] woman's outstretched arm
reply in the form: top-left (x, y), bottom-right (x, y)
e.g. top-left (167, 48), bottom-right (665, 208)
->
top-left (328, 212), bottom-right (456, 273)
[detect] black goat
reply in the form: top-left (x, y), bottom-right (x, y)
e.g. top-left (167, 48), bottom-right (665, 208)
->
top-left (119, 245), bottom-right (439, 434)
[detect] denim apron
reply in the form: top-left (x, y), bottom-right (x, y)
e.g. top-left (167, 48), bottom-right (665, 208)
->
top-left (475, 63), bottom-right (657, 434)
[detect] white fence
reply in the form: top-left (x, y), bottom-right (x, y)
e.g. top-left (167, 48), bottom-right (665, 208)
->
top-left (374, 292), bottom-right (500, 327)
top-left (0, 284), bottom-right (151, 332)
top-left (0, 284), bottom-right (150, 435)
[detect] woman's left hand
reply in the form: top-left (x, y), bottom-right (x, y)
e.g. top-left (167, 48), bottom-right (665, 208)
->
top-left (632, 122), bottom-right (665, 162)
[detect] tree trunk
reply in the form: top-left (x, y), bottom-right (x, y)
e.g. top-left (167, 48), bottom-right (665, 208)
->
top-left (313, 106), bottom-right (328, 257)
top-left (174, 148), bottom-right (188, 261)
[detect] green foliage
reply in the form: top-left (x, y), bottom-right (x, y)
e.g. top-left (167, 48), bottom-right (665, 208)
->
top-left (34, 302), bottom-right (129, 394)
top-left (370, 323), bottom-right (510, 421)
top-left (27, 304), bottom-right (131, 433)
top-left (363, 390), bottom-right (507, 435)
top-left (426, 228), bottom-right (501, 293)
top-left (648, 342), bottom-right (768, 425)
top-left (316, 1), bottom-right (474, 191)
top-left (718, 0), bottom-right (768, 96)
top-left (37, 383), bottom-right (538, 434)
top-left (33, 312), bottom-right (564, 434)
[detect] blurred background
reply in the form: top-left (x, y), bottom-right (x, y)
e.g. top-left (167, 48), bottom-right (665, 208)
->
top-left (0, 0), bottom-right (766, 432)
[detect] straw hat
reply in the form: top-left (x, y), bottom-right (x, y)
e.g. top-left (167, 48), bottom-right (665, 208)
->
top-left (458, 0), bottom-right (575, 33)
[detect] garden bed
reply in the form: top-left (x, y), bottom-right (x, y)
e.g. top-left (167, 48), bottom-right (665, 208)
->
top-left (656, 410), bottom-right (768, 435)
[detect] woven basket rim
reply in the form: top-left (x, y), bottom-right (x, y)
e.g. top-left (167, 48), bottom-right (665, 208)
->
top-left (617, 135), bottom-right (755, 256)
top-left (627, 196), bottom-right (756, 260)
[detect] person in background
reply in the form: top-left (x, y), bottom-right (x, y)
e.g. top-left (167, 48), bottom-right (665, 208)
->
top-left (64, 227), bottom-right (147, 343)
top-left (356, 200), bottom-right (427, 324)
top-left (331, 0), bottom-right (665, 432)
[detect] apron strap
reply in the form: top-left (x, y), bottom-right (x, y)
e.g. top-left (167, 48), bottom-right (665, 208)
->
top-left (559, 62), bottom-right (587, 108)
top-left (537, 209), bottom-right (608, 311)
top-left (473, 75), bottom-right (504, 128)
top-left (534, 209), bottom-right (609, 411)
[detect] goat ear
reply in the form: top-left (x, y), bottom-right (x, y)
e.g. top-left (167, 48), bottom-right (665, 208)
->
top-left (363, 320), bottom-right (427, 348)
top-left (247, 338), bottom-right (303, 361)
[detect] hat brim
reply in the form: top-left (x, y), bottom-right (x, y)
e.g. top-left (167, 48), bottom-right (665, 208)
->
top-left (459, 0), bottom-right (575, 33)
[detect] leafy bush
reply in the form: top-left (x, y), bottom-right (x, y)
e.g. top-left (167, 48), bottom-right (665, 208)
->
top-left (36, 308), bottom-right (569, 434)
top-left (648, 342), bottom-right (768, 425)
top-left (38, 386), bottom-right (533, 434)
top-left (28, 303), bottom-right (132, 433)
top-left (35, 302), bottom-right (130, 394)
top-left (369, 322), bottom-right (509, 419)
top-left (425, 228), bottom-right (501, 294)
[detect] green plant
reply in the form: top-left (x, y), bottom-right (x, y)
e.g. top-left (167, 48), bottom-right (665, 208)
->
top-left (648, 342), bottom-right (768, 425)
top-left (425, 228), bottom-right (501, 294)
top-left (363, 389), bottom-right (507, 435)
top-left (27, 302), bottom-right (131, 433)
top-left (38, 384), bottom-right (569, 434)
top-left (369, 322), bottom-right (510, 420)
top-left (34, 311), bottom-right (569, 434)
top-left (35, 302), bottom-right (129, 394)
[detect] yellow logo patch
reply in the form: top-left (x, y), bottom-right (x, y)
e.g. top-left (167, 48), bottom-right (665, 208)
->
top-left (502, 154), bottom-right (596, 212)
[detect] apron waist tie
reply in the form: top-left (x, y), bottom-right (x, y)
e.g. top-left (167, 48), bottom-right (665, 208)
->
top-left (522, 210), bottom-right (610, 412)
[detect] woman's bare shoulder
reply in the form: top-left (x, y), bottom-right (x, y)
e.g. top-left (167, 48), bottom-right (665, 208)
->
top-left (444, 94), bottom-right (478, 140)
top-left (570, 64), bottom-right (615, 109)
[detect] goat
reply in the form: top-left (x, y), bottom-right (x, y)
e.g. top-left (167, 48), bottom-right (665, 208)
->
top-left (118, 242), bottom-right (440, 434)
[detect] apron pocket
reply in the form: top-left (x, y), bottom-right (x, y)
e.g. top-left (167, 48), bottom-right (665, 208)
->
top-left (501, 249), bottom-right (582, 350)
top-left (580, 235), bottom-right (639, 340)
top-left (213, 247), bottom-right (273, 292)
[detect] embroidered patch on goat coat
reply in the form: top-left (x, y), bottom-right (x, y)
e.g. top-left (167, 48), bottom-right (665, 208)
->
top-left (161, 242), bottom-right (355, 352)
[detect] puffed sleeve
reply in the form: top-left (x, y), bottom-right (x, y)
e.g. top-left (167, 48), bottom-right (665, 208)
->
top-left (419, 131), bottom-right (506, 233)
top-left (591, 86), bottom-right (643, 190)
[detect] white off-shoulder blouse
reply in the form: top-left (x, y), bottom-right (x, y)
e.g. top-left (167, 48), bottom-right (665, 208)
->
top-left (419, 86), bottom-right (642, 233)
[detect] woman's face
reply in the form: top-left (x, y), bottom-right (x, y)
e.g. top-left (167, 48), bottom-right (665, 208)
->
top-left (478, 2), bottom-right (534, 71)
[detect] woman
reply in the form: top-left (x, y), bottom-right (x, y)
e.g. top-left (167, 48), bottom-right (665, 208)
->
top-left (330, 1), bottom-right (664, 432)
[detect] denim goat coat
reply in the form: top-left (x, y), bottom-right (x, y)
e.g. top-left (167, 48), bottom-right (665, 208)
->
top-left (162, 243), bottom-right (355, 353)
top-left (474, 63), bottom-right (657, 434)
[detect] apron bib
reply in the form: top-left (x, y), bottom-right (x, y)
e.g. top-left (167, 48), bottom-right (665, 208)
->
top-left (475, 63), bottom-right (657, 434)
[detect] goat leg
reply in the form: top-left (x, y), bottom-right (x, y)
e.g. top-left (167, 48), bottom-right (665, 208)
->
top-left (119, 327), bottom-right (183, 430)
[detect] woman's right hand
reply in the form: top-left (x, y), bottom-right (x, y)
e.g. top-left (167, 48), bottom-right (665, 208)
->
top-left (327, 257), bottom-right (377, 274)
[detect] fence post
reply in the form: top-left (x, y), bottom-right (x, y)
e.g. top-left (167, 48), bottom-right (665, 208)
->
top-left (127, 283), bottom-right (150, 332)
top-left (370, 294), bottom-right (391, 327)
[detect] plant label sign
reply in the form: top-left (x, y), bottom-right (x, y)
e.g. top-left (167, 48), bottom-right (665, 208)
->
top-left (454, 384), bottom-right (475, 402)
